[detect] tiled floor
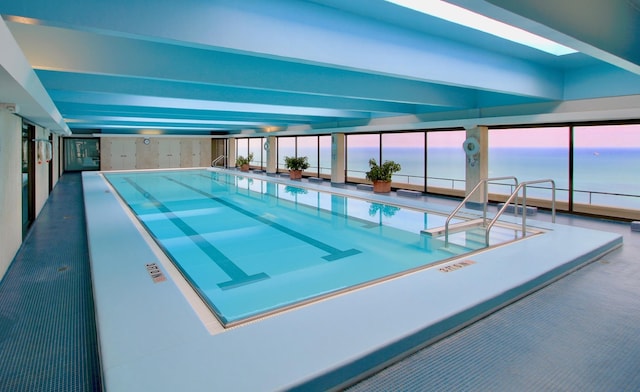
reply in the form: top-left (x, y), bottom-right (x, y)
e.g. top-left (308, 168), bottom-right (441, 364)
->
top-left (348, 212), bottom-right (640, 391)
top-left (1, 172), bottom-right (638, 391)
top-left (0, 173), bottom-right (102, 392)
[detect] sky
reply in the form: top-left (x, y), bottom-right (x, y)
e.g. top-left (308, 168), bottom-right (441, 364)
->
top-left (573, 125), bottom-right (640, 148)
top-left (345, 125), bottom-right (640, 148)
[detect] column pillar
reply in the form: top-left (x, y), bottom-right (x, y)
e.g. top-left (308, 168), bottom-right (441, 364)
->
top-left (265, 136), bottom-right (277, 174)
top-left (331, 133), bottom-right (345, 184)
top-left (228, 138), bottom-right (237, 168)
top-left (464, 126), bottom-right (488, 206)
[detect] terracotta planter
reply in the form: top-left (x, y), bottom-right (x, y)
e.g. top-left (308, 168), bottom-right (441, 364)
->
top-left (240, 164), bottom-right (249, 172)
top-left (373, 180), bottom-right (391, 193)
top-left (289, 170), bottom-right (303, 180)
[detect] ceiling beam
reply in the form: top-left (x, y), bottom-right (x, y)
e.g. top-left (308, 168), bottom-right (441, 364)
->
top-left (0, 18), bottom-right (69, 134)
top-left (36, 70), bottom-right (429, 115)
top-left (8, 22), bottom-right (477, 109)
top-left (4, 0), bottom-right (563, 100)
top-left (47, 90), bottom-right (371, 120)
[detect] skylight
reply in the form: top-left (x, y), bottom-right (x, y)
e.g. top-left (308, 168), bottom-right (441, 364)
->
top-left (386, 0), bottom-right (577, 56)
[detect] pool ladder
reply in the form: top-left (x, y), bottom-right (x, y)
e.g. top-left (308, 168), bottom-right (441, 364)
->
top-left (423, 177), bottom-right (556, 248)
top-left (211, 155), bottom-right (226, 167)
top-left (482, 178), bottom-right (556, 245)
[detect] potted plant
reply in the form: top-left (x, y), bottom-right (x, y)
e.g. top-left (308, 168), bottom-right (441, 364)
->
top-left (284, 156), bottom-right (310, 179)
top-left (235, 153), bottom-right (254, 172)
top-left (365, 158), bottom-right (401, 193)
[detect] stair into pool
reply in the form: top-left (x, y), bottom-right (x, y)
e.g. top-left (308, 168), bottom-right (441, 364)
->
top-left (423, 219), bottom-right (532, 255)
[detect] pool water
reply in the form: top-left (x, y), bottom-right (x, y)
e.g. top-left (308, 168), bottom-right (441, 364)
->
top-left (104, 169), bottom-right (509, 326)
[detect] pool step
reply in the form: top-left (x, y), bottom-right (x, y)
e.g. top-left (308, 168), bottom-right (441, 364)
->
top-left (442, 229), bottom-right (486, 251)
top-left (423, 219), bottom-right (528, 244)
top-left (421, 218), bottom-right (485, 237)
top-left (430, 224), bottom-right (527, 256)
top-left (437, 241), bottom-right (474, 256)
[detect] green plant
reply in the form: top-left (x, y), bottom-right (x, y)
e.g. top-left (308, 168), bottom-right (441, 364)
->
top-left (368, 203), bottom-right (400, 217)
top-left (235, 153), bottom-right (254, 166)
top-left (365, 158), bottom-right (401, 182)
top-left (284, 156), bottom-right (310, 171)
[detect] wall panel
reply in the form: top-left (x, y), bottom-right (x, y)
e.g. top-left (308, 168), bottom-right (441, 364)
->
top-left (0, 111), bottom-right (23, 278)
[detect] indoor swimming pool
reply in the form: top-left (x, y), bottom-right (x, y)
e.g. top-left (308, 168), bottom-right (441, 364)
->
top-left (103, 169), bottom-right (522, 326)
top-left (84, 169), bottom-right (622, 390)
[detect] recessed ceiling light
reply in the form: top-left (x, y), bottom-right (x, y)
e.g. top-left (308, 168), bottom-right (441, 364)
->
top-left (386, 0), bottom-right (577, 56)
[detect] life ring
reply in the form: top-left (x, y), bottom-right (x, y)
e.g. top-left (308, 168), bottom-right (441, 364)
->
top-left (45, 141), bottom-right (52, 163)
top-left (462, 137), bottom-right (480, 156)
top-left (37, 140), bottom-right (45, 164)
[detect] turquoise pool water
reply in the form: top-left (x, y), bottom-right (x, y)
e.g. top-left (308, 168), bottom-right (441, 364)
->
top-left (104, 169), bottom-right (491, 326)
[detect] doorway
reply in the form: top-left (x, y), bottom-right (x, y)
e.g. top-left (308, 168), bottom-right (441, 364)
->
top-left (21, 122), bottom-right (35, 238)
top-left (63, 138), bottom-right (101, 171)
top-left (211, 139), bottom-right (227, 167)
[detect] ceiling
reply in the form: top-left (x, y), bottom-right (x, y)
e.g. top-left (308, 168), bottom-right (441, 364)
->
top-left (1, 0), bottom-right (640, 137)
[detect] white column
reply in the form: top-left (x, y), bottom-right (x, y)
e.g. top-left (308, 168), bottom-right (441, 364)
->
top-left (331, 133), bottom-right (345, 184)
top-left (265, 136), bottom-right (277, 174)
top-left (228, 138), bottom-right (237, 168)
top-left (464, 126), bottom-right (488, 205)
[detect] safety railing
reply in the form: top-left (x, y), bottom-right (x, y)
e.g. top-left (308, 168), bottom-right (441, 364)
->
top-left (211, 155), bottom-right (226, 167)
top-left (444, 176), bottom-right (518, 247)
top-left (485, 179), bottom-right (556, 245)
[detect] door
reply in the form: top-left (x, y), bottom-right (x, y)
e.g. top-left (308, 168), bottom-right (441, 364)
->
top-left (22, 122), bottom-right (35, 238)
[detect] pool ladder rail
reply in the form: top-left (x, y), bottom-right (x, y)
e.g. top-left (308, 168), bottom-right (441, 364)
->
top-left (211, 155), bottom-right (227, 167)
top-left (421, 177), bottom-right (556, 248)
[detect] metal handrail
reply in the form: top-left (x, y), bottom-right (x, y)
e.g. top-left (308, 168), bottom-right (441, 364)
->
top-left (211, 155), bottom-right (226, 167)
top-left (485, 179), bottom-right (556, 245)
top-left (444, 176), bottom-right (518, 247)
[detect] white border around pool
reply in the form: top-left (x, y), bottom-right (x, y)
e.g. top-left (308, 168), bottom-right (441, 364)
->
top-left (83, 170), bottom-right (622, 391)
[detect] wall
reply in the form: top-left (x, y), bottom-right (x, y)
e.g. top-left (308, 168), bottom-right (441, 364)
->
top-left (0, 110), bottom-right (23, 278)
top-left (100, 137), bottom-right (212, 170)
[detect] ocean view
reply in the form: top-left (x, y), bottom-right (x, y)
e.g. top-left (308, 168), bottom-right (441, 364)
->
top-left (300, 146), bottom-right (640, 210)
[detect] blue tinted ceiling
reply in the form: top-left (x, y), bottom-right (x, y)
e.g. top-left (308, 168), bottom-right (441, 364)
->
top-left (1, 0), bottom-right (639, 135)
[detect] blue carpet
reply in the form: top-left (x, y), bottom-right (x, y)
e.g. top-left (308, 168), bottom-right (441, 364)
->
top-left (0, 173), bottom-right (102, 392)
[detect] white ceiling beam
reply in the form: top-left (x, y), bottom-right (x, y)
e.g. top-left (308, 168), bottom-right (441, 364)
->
top-left (0, 18), bottom-right (69, 134)
top-left (281, 95), bottom-right (640, 135)
top-left (3, 0), bottom-right (563, 100)
top-left (35, 70), bottom-right (431, 115)
top-left (6, 22), bottom-right (477, 109)
top-left (47, 90), bottom-right (371, 119)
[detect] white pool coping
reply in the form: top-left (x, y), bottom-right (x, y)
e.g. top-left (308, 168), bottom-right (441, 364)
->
top-left (82, 170), bottom-right (622, 391)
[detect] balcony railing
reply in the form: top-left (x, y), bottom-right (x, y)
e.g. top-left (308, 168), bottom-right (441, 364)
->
top-left (345, 169), bottom-right (639, 212)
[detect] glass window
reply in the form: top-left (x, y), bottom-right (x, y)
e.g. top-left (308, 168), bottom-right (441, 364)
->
top-left (319, 135), bottom-right (331, 177)
top-left (574, 124), bottom-right (640, 210)
top-left (382, 132), bottom-right (425, 187)
top-left (236, 138), bottom-right (249, 161)
top-left (346, 134), bottom-right (380, 180)
top-left (64, 138), bottom-right (101, 171)
top-left (489, 127), bottom-right (569, 202)
top-left (427, 130), bottom-right (466, 191)
top-left (278, 137), bottom-right (296, 170)
top-left (248, 138), bottom-right (264, 168)
top-left (297, 136), bottom-right (318, 175)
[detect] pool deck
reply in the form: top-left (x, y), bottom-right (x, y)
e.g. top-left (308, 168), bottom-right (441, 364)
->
top-left (82, 169), bottom-right (623, 391)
